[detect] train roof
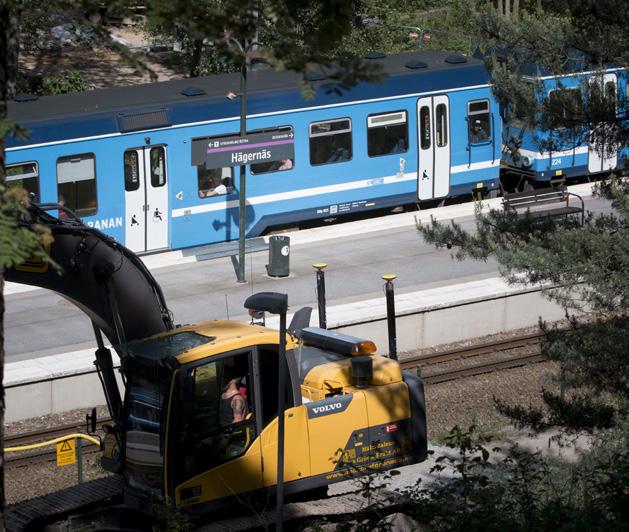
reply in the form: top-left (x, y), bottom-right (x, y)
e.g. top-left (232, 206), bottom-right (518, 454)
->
top-left (7, 50), bottom-right (489, 148)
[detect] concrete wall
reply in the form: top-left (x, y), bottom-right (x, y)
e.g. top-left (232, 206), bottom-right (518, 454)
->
top-left (334, 289), bottom-right (565, 354)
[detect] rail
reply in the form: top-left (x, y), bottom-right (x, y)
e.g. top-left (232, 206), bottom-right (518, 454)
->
top-left (5, 420), bottom-right (108, 468)
top-left (400, 331), bottom-right (547, 384)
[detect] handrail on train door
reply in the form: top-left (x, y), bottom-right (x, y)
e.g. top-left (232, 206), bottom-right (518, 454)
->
top-left (465, 116), bottom-right (472, 168)
top-left (491, 112), bottom-right (496, 163)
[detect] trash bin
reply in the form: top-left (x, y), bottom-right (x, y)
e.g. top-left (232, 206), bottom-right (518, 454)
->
top-left (266, 235), bottom-right (290, 277)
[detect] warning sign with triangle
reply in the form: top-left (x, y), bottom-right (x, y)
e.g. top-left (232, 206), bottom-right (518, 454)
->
top-left (56, 438), bottom-right (76, 467)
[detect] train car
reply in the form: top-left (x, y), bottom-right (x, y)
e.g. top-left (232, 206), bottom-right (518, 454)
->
top-left (501, 62), bottom-right (628, 187)
top-left (6, 50), bottom-right (501, 254)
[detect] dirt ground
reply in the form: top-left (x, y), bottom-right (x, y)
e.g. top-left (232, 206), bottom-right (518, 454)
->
top-left (19, 24), bottom-right (185, 90)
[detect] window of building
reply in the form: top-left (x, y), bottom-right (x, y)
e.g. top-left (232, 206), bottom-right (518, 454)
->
top-left (6, 162), bottom-right (40, 198)
top-left (309, 118), bottom-right (352, 165)
top-left (436, 104), bottom-right (448, 147)
top-left (56, 153), bottom-right (97, 216)
top-left (468, 99), bottom-right (491, 144)
top-left (197, 166), bottom-right (234, 198)
top-left (419, 106), bottom-right (431, 150)
top-left (250, 126), bottom-right (295, 174)
top-left (367, 111), bottom-right (408, 157)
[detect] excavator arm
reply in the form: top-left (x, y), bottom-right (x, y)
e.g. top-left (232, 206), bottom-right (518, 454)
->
top-left (5, 203), bottom-right (173, 344)
top-left (4, 202), bottom-right (175, 425)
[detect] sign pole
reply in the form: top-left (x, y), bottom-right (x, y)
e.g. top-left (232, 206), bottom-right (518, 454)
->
top-left (237, 57), bottom-right (248, 283)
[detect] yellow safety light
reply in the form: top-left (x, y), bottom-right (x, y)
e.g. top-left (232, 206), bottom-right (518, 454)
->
top-left (351, 340), bottom-right (377, 356)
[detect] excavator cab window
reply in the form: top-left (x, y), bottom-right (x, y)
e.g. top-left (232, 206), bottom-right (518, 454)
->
top-left (172, 351), bottom-right (256, 486)
top-left (119, 332), bottom-right (212, 498)
top-left (124, 356), bottom-right (171, 498)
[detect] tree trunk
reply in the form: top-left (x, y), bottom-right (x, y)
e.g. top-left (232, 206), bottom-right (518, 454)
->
top-left (0, 0), bottom-right (20, 528)
top-left (189, 38), bottom-right (204, 78)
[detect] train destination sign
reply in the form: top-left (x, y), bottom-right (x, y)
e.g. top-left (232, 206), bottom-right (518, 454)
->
top-left (196, 129), bottom-right (295, 169)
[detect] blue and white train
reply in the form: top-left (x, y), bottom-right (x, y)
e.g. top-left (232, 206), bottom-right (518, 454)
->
top-left (501, 61), bottom-right (628, 185)
top-left (5, 50), bottom-right (501, 253)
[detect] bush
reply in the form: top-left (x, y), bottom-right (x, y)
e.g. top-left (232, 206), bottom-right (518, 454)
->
top-left (404, 424), bottom-right (629, 531)
top-left (40, 70), bottom-right (89, 95)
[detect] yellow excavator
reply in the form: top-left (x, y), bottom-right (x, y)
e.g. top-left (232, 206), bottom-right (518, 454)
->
top-left (6, 202), bottom-right (427, 520)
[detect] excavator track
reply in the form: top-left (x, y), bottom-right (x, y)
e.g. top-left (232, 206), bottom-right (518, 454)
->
top-left (6, 476), bottom-right (123, 532)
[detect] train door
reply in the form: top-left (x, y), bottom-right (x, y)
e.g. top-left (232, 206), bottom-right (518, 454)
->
top-left (417, 95), bottom-right (450, 201)
top-left (123, 145), bottom-right (169, 253)
top-left (588, 73), bottom-right (618, 174)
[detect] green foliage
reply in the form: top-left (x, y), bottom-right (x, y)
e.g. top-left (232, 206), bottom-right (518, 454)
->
top-left (451, 0), bottom-right (628, 152)
top-left (40, 70), bottom-right (89, 95)
top-left (495, 389), bottom-right (617, 432)
top-left (141, 0), bottom-right (390, 93)
top-left (0, 185), bottom-right (52, 272)
top-left (151, 500), bottom-right (193, 532)
top-left (404, 423), bottom-right (629, 531)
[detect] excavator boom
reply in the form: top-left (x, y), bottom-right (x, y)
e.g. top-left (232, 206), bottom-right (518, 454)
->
top-left (4, 203), bottom-right (174, 345)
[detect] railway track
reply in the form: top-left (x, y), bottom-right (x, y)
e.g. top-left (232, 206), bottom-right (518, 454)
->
top-left (5, 419), bottom-right (110, 469)
top-left (400, 331), bottom-right (546, 384)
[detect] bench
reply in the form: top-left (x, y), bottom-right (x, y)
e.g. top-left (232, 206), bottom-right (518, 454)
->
top-left (503, 182), bottom-right (584, 225)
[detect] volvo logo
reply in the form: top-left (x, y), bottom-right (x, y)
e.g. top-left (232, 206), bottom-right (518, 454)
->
top-left (312, 402), bottom-right (342, 414)
top-left (307, 395), bottom-right (353, 419)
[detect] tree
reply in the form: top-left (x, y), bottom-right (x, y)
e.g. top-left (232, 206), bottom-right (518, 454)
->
top-left (451, 0), bottom-right (628, 162)
top-left (143, 0), bottom-right (387, 85)
top-left (418, 178), bottom-right (628, 431)
top-left (1, 1), bottom-right (59, 526)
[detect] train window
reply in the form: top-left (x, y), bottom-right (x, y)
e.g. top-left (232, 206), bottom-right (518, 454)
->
top-left (419, 106), bottom-right (431, 149)
top-left (251, 126), bottom-right (295, 174)
top-left (468, 99), bottom-right (491, 144)
top-left (309, 118), bottom-right (352, 165)
top-left (123, 150), bottom-right (140, 192)
top-left (6, 162), bottom-right (40, 198)
top-left (546, 88), bottom-right (582, 126)
top-left (436, 104), bottom-right (448, 147)
top-left (56, 153), bottom-right (97, 217)
top-left (149, 147), bottom-right (166, 188)
top-left (197, 166), bottom-right (233, 198)
top-left (367, 111), bottom-right (408, 157)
